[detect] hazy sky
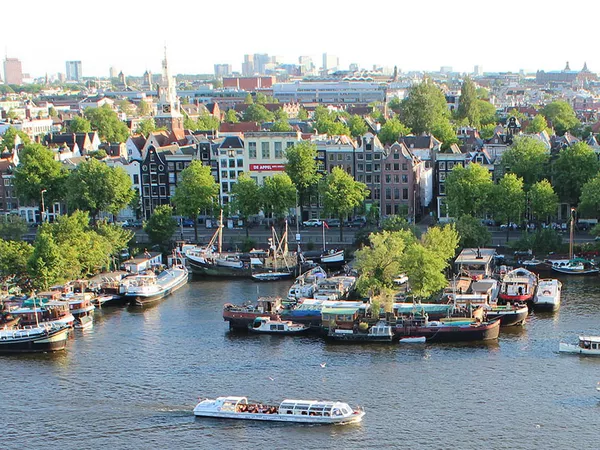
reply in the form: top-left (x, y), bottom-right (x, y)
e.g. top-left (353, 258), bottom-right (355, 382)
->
top-left (2, 0), bottom-right (598, 78)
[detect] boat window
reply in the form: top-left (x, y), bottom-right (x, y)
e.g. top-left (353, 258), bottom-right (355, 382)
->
top-left (270, 325), bottom-right (277, 331)
top-left (277, 325), bottom-right (284, 330)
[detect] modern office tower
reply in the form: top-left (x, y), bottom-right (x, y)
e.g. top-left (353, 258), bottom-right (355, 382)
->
top-left (242, 54), bottom-right (254, 76)
top-left (322, 53), bottom-right (339, 71)
top-left (3, 57), bottom-right (23, 85)
top-left (214, 64), bottom-right (232, 77)
top-left (66, 60), bottom-right (82, 81)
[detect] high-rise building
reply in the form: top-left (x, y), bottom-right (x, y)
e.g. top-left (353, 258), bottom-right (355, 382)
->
top-left (253, 54), bottom-right (270, 75)
top-left (299, 56), bottom-right (314, 75)
top-left (242, 54), bottom-right (254, 76)
top-left (65, 60), bottom-right (82, 81)
top-left (214, 64), bottom-right (232, 77)
top-left (473, 65), bottom-right (483, 76)
top-left (3, 57), bottom-right (23, 85)
top-left (109, 66), bottom-right (119, 78)
top-left (322, 53), bottom-right (339, 72)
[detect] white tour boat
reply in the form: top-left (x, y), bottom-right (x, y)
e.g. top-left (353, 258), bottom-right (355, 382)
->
top-left (124, 264), bottom-right (189, 307)
top-left (193, 396), bottom-right (365, 424)
top-left (559, 336), bottom-right (600, 356)
top-left (533, 279), bottom-right (562, 312)
top-left (248, 317), bottom-right (309, 335)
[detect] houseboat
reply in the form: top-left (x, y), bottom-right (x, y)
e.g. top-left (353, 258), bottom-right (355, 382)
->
top-left (559, 336), bottom-right (600, 356)
top-left (498, 268), bottom-right (537, 304)
top-left (0, 323), bottom-right (70, 354)
top-left (394, 316), bottom-right (501, 343)
top-left (454, 248), bottom-right (497, 279)
top-left (223, 297), bottom-right (284, 330)
top-left (9, 299), bottom-right (75, 328)
top-left (327, 321), bottom-right (394, 343)
top-left (533, 279), bottom-right (562, 312)
top-left (193, 396), bottom-right (365, 424)
top-left (248, 317), bottom-right (309, 335)
top-left (287, 266), bottom-right (328, 303)
top-left (124, 263), bottom-right (189, 306)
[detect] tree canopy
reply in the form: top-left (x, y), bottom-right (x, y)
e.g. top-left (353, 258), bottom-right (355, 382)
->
top-left (378, 117), bottom-right (411, 144)
top-left (1, 126), bottom-right (30, 151)
top-left (529, 179), bottom-right (558, 224)
top-left (399, 79), bottom-right (449, 134)
top-left (579, 175), bottom-right (600, 218)
top-left (501, 136), bottom-right (549, 187)
top-left (284, 141), bottom-right (320, 218)
top-left (144, 205), bottom-right (177, 248)
top-left (526, 114), bottom-right (549, 134)
top-left (84, 104), bottom-right (130, 143)
top-left (348, 115), bottom-right (368, 137)
top-left (243, 104), bottom-right (274, 123)
top-left (444, 163), bottom-right (493, 217)
top-left (492, 173), bottom-right (525, 240)
top-left (69, 116), bottom-right (92, 133)
top-left (552, 142), bottom-right (600, 205)
top-left (136, 118), bottom-right (156, 136)
top-left (456, 77), bottom-right (480, 127)
top-left (455, 215), bottom-right (492, 248)
top-left (230, 173), bottom-right (261, 237)
top-left (260, 173), bottom-right (296, 222)
top-left (542, 101), bottom-right (580, 135)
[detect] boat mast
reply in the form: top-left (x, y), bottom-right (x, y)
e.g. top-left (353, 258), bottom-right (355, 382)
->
top-left (32, 294), bottom-right (40, 328)
top-left (322, 221), bottom-right (326, 252)
top-left (218, 209), bottom-right (223, 255)
top-left (569, 207), bottom-right (575, 260)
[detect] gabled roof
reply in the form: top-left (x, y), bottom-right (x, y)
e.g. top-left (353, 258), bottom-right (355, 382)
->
top-left (398, 134), bottom-right (441, 150)
top-left (220, 136), bottom-right (245, 149)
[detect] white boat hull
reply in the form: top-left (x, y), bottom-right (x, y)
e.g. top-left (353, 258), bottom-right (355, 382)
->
top-left (559, 343), bottom-right (600, 356)
top-left (193, 409), bottom-right (365, 424)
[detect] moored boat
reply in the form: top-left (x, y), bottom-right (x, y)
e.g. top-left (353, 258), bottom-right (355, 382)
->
top-left (498, 268), bottom-right (537, 304)
top-left (394, 316), bottom-right (501, 343)
top-left (193, 396), bottom-right (365, 424)
top-left (327, 321), bottom-right (393, 343)
top-left (124, 263), bottom-right (189, 307)
top-left (533, 279), bottom-right (562, 312)
top-left (251, 271), bottom-right (293, 282)
top-left (248, 317), bottom-right (309, 335)
top-left (0, 323), bottom-right (70, 353)
top-left (74, 315), bottom-right (93, 330)
top-left (223, 297), bottom-right (284, 330)
top-left (549, 258), bottom-right (599, 275)
top-left (559, 336), bottom-right (600, 356)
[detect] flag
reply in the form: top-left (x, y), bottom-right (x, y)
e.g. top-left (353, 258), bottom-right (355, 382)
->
top-left (323, 221), bottom-right (329, 229)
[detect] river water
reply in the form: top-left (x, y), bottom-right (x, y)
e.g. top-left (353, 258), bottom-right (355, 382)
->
top-left (2, 276), bottom-right (600, 450)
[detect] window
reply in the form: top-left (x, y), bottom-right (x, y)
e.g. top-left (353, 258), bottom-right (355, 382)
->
top-left (358, 175), bottom-right (365, 182)
top-left (150, 163), bottom-right (157, 173)
top-left (366, 153), bottom-right (372, 161)
top-left (385, 175), bottom-right (391, 183)
top-left (168, 173), bottom-right (176, 184)
top-left (249, 142), bottom-right (257, 159)
top-left (159, 186), bottom-right (166, 197)
top-left (394, 175), bottom-right (400, 183)
top-left (337, 154), bottom-right (343, 161)
top-left (176, 162), bottom-right (184, 170)
top-left (402, 163), bottom-right (408, 170)
top-left (142, 174), bottom-right (150, 185)
top-left (374, 153), bottom-right (381, 160)
top-left (261, 142), bottom-right (270, 159)
top-left (358, 163), bottom-right (364, 171)
top-left (393, 163), bottom-right (400, 171)
top-left (439, 173), bottom-right (446, 181)
top-left (329, 154), bottom-right (334, 161)
top-left (169, 185), bottom-right (176, 197)
top-left (366, 164), bottom-right (372, 172)
top-left (287, 142), bottom-right (294, 148)
top-left (403, 188), bottom-right (409, 200)
top-left (402, 174), bottom-right (408, 183)
top-left (386, 204), bottom-right (392, 215)
top-left (133, 174), bottom-right (139, 185)
top-left (439, 183), bottom-right (446, 194)
top-left (385, 163), bottom-right (391, 171)
top-left (220, 159), bottom-right (227, 167)
top-left (394, 188), bottom-right (400, 200)
top-left (229, 170), bottom-right (236, 179)
top-left (346, 154), bottom-right (351, 161)
top-left (237, 159), bottom-right (244, 168)
top-left (366, 175), bottom-right (372, 183)
top-left (393, 153), bottom-right (400, 160)
top-left (447, 162), bottom-right (454, 169)
top-left (222, 182), bottom-right (229, 193)
top-left (274, 142), bottom-right (283, 158)
top-left (221, 171), bottom-right (228, 179)
top-left (439, 161), bottom-right (446, 170)
top-left (374, 164), bottom-right (380, 172)
top-left (357, 154), bottom-right (364, 160)
top-left (366, 143), bottom-right (372, 151)
top-left (374, 175), bottom-right (380, 183)
top-left (385, 188), bottom-right (391, 200)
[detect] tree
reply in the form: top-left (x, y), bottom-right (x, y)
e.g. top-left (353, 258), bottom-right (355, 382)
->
top-left (445, 163), bottom-right (493, 217)
top-left (542, 100), bottom-right (580, 135)
top-left (354, 230), bottom-right (413, 296)
top-left (492, 173), bottom-right (525, 242)
top-left (477, 100), bottom-right (497, 125)
top-left (136, 118), bottom-right (156, 136)
top-left (456, 77), bottom-right (480, 127)
top-left (66, 158), bottom-right (134, 222)
top-left (230, 173), bottom-right (261, 237)
top-left (422, 223), bottom-right (460, 262)
top-left (27, 232), bottom-right (65, 290)
top-left (13, 143), bottom-right (67, 207)
top-left (144, 205), bottom-right (177, 249)
top-left (552, 142), bottom-right (600, 205)
top-left (431, 120), bottom-right (458, 150)
top-left (284, 142), bottom-right (320, 221)
top-left (579, 175), bottom-right (600, 218)
top-left (529, 179), bottom-right (558, 225)
top-left (378, 117), bottom-right (411, 144)
top-left (196, 112), bottom-right (220, 130)
top-left (348, 115), bottom-right (368, 138)
top-left (297, 107), bottom-right (308, 121)
top-left (137, 99), bottom-right (151, 116)
top-left (0, 215), bottom-right (28, 241)
top-left (526, 114), bottom-right (549, 134)
top-left (455, 215), bottom-right (492, 248)
top-left (1, 126), bottom-right (30, 150)
top-left (271, 119), bottom-right (292, 132)
top-left (171, 161), bottom-right (218, 242)
top-left (501, 136), bottom-right (549, 187)
top-left (388, 97), bottom-right (402, 112)
top-left (400, 79), bottom-right (449, 134)
top-left (480, 124), bottom-right (496, 140)
top-left (381, 215), bottom-right (421, 238)
top-left (224, 109), bottom-right (239, 124)
top-left (69, 116), bottom-right (92, 133)
top-left (244, 93), bottom-right (254, 104)
top-left (84, 104), bottom-right (130, 143)
top-left (243, 104), bottom-right (274, 123)
top-left (274, 108), bottom-right (288, 122)
top-left (48, 107), bottom-right (58, 118)
top-left (0, 239), bottom-right (32, 289)
top-left (260, 173), bottom-right (296, 223)
top-left (401, 244), bottom-right (448, 299)
top-left (95, 220), bottom-right (134, 266)
top-left (321, 167), bottom-right (369, 241)
top-left (117, 99), bottom-right (135, 116)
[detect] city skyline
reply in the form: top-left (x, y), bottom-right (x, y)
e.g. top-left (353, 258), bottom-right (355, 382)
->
top-left (2, 0), bottom-right (599, 79)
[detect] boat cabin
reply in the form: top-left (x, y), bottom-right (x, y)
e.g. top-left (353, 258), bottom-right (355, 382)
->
top-left (122, 252), bottom-right (163, 274)
top-left (454, 248), bottom-right (497, 279)
top-left (321, 306), bottom-right (362, 330)
top-left (579, 336), bottom-right (600, 350)
top-left (278, 399), bottom-right (353, 417)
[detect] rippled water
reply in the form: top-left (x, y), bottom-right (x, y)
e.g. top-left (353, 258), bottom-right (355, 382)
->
top-left (3, 276), bottom-right (600, 449)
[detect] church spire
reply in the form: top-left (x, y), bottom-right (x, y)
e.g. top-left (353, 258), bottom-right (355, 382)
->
top-left (564, 61), bottom-right (571, 71)
top-left (155, 46), bottom-right (183, 132)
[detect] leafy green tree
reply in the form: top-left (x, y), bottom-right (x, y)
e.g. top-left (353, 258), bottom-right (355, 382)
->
top-left (529, 179), bottom-right (558, 224)
top-left (230, 173), bottom-right (261, 237)
top-left (255, 93), bottom-right (277, 104)
top-left (321, 167), bottom-right (369, 241)
top-left (84, 104), bottom-right (130, 143)
top-left (224, 109), bottom-right (239, 124)
top-left (445, 163), bottom-right (493, 217)
top-left (388, 97), bottom-right (402, 111)
top-left (480, 124), bottom-right (496, 140)
top-left (171, 161), bottom-right (219, 242)
top-left (501, 136), bottom-right (549, 187)
top-left (274, 108), bottom-right (288, 122)
top-left (476, 87), bottom-right (490, 100)
top-left (137, 118), bottom-right (156, 136)
top-left (66, 158), bottom-right (134, 222)
top-left (579, 175), bottom-right (600, 218)
top-left (401, 243), bottom-right (448, 299)
top-left (69, 116), bottom-right (92, 133)
top-left (455, 215), bottom-right (492, 248)
top-left (422, 223), bottom-right (460, 262)
top-left (284, 142), bottom-right (320, 221)
top-left (378, 117), bottom-right (411, 144)
top-left (244, 93), bottom-right (254, 104)
top-left (27, 232), bottom-right (65, 290)
top-left (260, 173), bottom-right (296, 223)
top-left (314, 106), bottom-right (351, 136)
top-left (0, 239), bottom-right (32, 288)
top-left (552, 142), bottom-right (600, 205)
top-left (271, 119), bottom-right (292, 132)
top-left (493, 174), bottom-right (525, 242)
top-left (95, 220), bottom-right (134, 263)
top-left (48, 107), bottom-right (58, 118)
top-left (137, 99), bottom-right (151, 116)
top-left (400, 79), bottom-right (449, 134)
top-left (477, 100), bottom-right (497, 125)
top-left (243, 104), bottom-right (274, 123)
top-left (456, 77), bottom-right (480, 127)
top-left (348, 115), bottom-right (368, 137)
top-left (1, 127), bottom-right (30, 150)
top-left (13, 143), bottom-right (67, 207)
top-left (542, 100), bottom-right (580, 135)
top-left (297, 107), bottom-right (309, 121)
top-left (507, 108), bottom-right (526, 121)
top-left (0, 215), bottom-right (28, 241)
top-left (431, 120), bottom-right (458, 150)
top-left (6, 109), bottom-right (18, 120)
top-left (354, 230), bottom-right (412, 296)
top-left (196, 113), bottom-right (220, 130)
top-left (381, 215), bottom-right (421, 238)
top-left (144, 205), bottom-right (177, 249)
top-left (117, 99), bottom-right (135, 116)
top-left (526, 114), bottom-right (549, 134)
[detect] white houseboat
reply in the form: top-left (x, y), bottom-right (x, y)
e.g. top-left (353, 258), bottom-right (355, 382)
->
top-left (193, 396), bottom-right (364, 424)
top-left (559, 336), bottom-right (600, 356)
top-left (533, 279), bottom-right (562, 312)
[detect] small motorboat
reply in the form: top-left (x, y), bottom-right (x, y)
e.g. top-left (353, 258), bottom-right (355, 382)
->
top-left (251, 271), bottom-right (293, 282)
top-left (248, 317), bottom-right (309, 335)
top-left (193, 396), bottom-right (365, 424)
top-left (559, 336), bottom-right (600, 356)
top-left (533, 279), bottom-right (562, 312)
top-left (74, 315), bottom-right (93, 330)
top-left (550, 258), bottom-right (599, 275)
top-left (398, 336), bottom-right (426, 344)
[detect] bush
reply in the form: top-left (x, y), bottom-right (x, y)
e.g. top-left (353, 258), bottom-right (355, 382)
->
top-left (511, 228), bottom-right (564, 255)
top-left (239, 238), bottom-right (257, 253)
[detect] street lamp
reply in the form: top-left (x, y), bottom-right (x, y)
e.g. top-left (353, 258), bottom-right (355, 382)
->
top-left (40, 189), bottom-right (47, 223)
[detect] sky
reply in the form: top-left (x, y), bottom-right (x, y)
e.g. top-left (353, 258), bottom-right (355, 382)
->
top-left (2, 0), bottom-right (599, 79)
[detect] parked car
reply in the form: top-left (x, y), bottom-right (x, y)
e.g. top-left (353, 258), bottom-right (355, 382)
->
top-left (181, 218), bottom-right (195, 227)
top-left (119, 249), bottom-right (130, 260)
top-left (345, 219), bottom-right (367, 228)
top-left (324, 219), bottom-right (341, 227)
top-left (302, 219), bottom-right (323, 227)
top-left (500, 223), bottom-right (519, 230)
